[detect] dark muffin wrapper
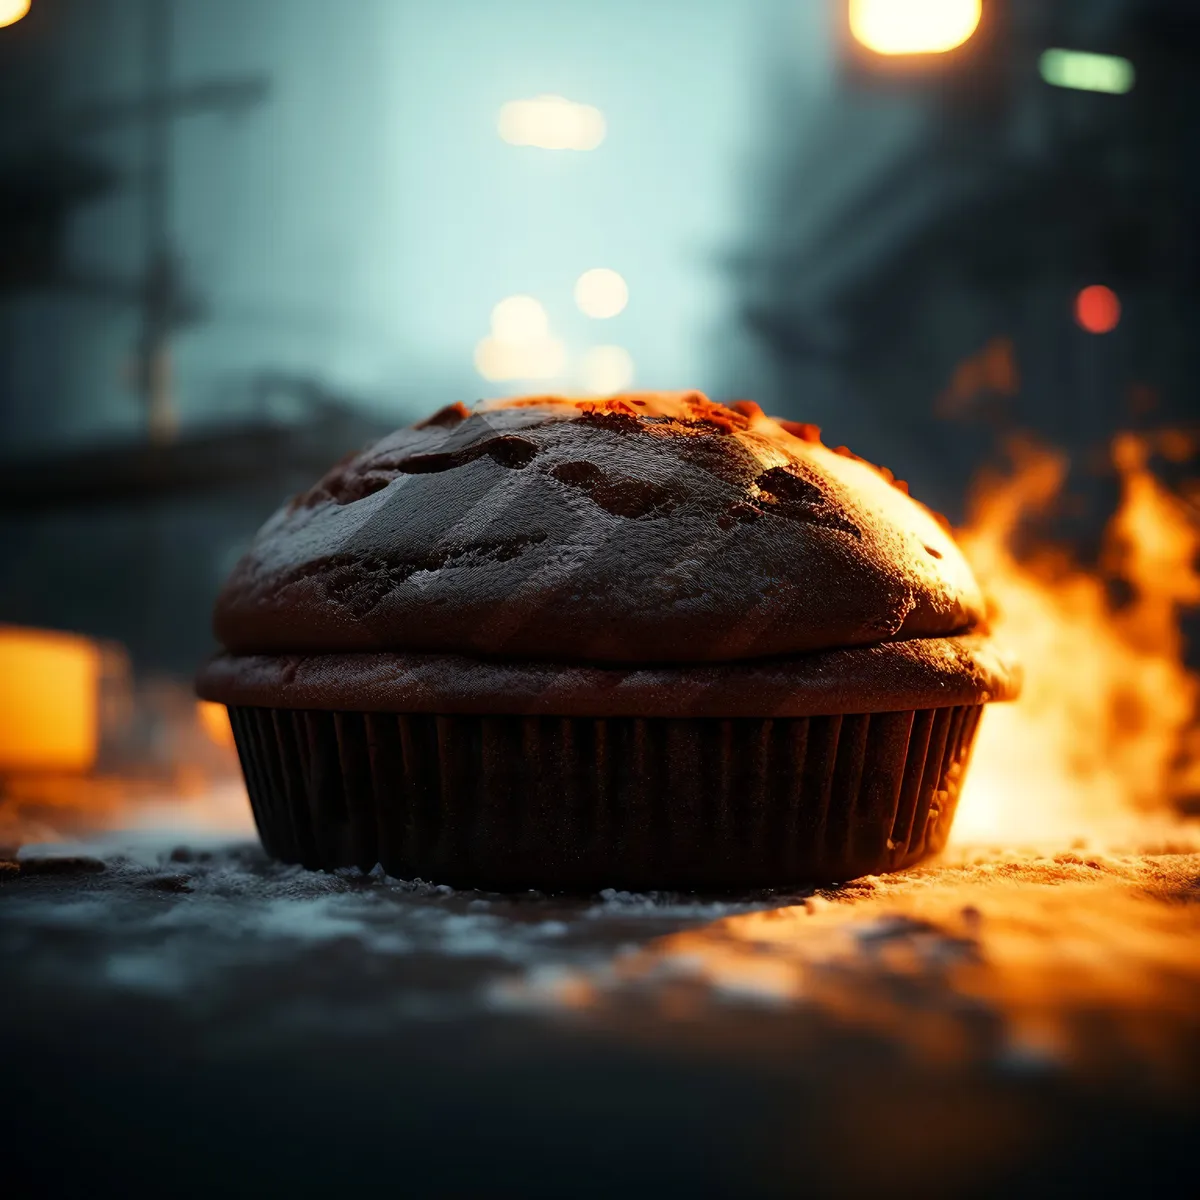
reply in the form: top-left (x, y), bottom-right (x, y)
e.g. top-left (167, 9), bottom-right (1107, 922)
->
top-left (227, 704), bottom-right (983, 891)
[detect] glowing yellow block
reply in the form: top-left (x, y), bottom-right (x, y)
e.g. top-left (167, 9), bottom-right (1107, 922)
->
top-left (0, 625), bottom-right (100, 772)
top-left (0, 1), bottom-right (31, 32)
top-left (850, 0), bottom-right (982, 57)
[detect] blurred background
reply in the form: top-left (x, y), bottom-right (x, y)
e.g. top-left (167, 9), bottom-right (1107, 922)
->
top-left (0, 0), bottom-right (1197, 806)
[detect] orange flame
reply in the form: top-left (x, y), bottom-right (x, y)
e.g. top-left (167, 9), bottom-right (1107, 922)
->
top-left (953, 431), bottom-right (1200, 843)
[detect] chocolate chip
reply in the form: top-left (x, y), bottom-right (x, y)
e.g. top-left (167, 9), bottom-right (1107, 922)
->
top-left (551, 461), bottom-right (680, 519)
top-left (396, 435), bottom-right (539, 474)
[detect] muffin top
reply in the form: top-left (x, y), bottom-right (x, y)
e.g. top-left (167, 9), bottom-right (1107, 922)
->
top-left (214, 392), bottom-right (986, 664)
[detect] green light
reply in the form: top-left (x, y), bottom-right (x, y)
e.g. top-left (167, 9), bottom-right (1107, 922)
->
top-left (1039, 48), bottom-right (1135, 95)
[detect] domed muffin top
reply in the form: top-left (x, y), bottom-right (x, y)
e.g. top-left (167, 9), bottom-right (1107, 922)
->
top-left (213, 392), bottom-right (986, 664)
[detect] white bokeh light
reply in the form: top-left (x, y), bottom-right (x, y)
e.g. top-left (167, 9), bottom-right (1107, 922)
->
top-left (574, 268), bottom-right (629, 319)
top-left (474, 335), bottom-right (566, 383)
top-left (497, 95), bottom-right (606, 151)
top-left (490, 295), bottom-right (549, 344)
top-left (476, 295), bottom-right (564, 382)
top-left (580, 345), bottom-right (634, 396)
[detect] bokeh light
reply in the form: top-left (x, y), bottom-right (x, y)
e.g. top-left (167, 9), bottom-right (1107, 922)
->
top-left (476, 294), bottom-right (565, 382)
top-left (0, 625), bottom-right (99, 772)
top-left (849, 0), bottom-right (982, 57)
top-left (1039, 48), bottom-right (1135, 96)
top-left (490, 295), bottom-right (549, 343)
top-left (0, 0), bottom-right (30, 30)
top-left (580, 345), bottom-right (635, 395)
top-left (497, 94), bottom-right (606, 151)
top-left (574, 268), bottom-right (629, 319)
top-left (474, 335), bottom-right (566, 382)
top-left (1075, 285), bottom-right (1121, 335)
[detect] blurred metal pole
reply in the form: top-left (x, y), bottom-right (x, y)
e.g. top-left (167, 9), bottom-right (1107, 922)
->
top-left (140, 0), bottom-right (176, 443)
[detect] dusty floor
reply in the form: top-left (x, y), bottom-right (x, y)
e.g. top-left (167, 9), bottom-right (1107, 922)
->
top-left (3, 803), bottom-right (1199, 1198)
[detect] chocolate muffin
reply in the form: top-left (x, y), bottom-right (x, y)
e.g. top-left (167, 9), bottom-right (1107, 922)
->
top-left (197, 392), bottom-right (1018, 890)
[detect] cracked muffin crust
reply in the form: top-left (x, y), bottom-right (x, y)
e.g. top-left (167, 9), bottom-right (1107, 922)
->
top-left (211, 392), bottom-right (986, 664)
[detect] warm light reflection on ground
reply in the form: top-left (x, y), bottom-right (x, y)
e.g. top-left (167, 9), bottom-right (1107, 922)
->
top-left (0, 774), bottom-right (255, 846)
top-left (497, 833), bottom-right (1200, 1079)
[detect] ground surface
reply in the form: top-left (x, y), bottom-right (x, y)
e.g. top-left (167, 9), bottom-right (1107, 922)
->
top-left (3, 803), bottom-right (1199, 1198)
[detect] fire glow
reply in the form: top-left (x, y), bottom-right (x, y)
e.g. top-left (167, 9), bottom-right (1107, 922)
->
top-left (953, 430), bottom-right (1200, 844)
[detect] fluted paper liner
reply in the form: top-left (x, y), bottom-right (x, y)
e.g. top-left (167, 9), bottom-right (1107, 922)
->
top-left (226, 704), bottom-right (983, 891)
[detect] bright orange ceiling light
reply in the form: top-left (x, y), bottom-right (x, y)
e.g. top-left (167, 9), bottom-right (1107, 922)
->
top-left (849, 0), bottom-right (982, 56)
top-left (0, 0), bottom-right (31, 30)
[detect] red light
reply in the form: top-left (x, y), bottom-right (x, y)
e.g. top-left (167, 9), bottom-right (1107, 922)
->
top-left (1075, 285), bottom-right (1121, 334)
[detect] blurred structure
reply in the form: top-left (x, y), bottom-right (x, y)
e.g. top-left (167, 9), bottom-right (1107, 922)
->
top-left (731, 0), bottom-right (1200, 519)
top-left (0, 383), bottom-right (391, 671)
top-left (127, 0), bottom-right (266, 440)
top-left (0, 0), bottom-right (267, 435)
top-left (0, 1), bottom-right (389, 670)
